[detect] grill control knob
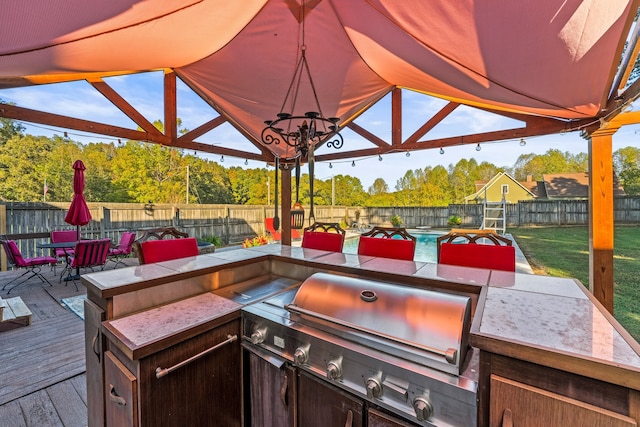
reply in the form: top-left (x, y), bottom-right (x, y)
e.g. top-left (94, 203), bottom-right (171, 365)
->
top-left (250, 327), bottom-right (267, 345)
top-left (366, 377), bottom-right (382, 399)
top-left (326, 358), bottom-right (342, 380)
top-left (293, 346), bottom-right (309, 365)
top-left (413, 397), bottom-right (433, 421)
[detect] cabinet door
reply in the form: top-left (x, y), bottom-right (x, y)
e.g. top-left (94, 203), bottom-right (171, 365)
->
top-left (104, 351), bottom-right (138, 427)
top-left (367, 407), bottom-right (417, 427)
top-left (85, 298), bottom-right (106, 427)
top-left (138, 319), bottom-right (241, 427)
top-left (490, 375), bottom-right (637, 427)
top-left (297, 371), bottom-right (363, 427)
top-left (247, 352), bottom-right (296, 427)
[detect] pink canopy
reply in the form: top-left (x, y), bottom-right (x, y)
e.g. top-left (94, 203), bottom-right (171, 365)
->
top-left (0, 1), bottom-right (638, 160)
top-left (64, 160), bottom-right (92, 228)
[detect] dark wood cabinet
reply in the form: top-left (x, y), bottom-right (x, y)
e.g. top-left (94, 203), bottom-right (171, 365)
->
top-left (105, 318), bottom-right (241, 426)
top-left (297, 371), bottom-right (364, 427)
top-left (246, 352), bottom-right (296, 427)
top-left (367, 407), bottom-right (417, 427)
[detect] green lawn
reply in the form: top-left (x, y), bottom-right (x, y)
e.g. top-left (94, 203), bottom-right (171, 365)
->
top-left (511, 226), bottom-right (640, 343)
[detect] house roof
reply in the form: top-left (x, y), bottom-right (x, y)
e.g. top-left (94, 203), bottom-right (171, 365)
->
top-left (1, 1), bottom-right (639, 162)
top-left (542, 172), bottom-right (627, 198)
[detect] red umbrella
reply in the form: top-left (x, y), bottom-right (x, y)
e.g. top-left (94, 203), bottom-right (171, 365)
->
top-left (64, 160), bottom-right (92, 239)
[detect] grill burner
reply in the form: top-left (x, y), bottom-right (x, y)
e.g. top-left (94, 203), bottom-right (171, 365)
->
top-left (242, 272), bottom-right (478, 426)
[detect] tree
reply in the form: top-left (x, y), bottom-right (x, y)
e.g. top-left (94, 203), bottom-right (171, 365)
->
top-left (0, 100), bottom-right (25, 144)
top-left (615, 146), bottom-right (640, 195)
top-left (368, 178), bottom-right (389, 195)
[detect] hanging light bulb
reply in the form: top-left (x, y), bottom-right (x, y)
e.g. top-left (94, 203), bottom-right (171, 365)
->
top-left (220, 155), bottom-right (225, 162)
top-left (118, 139), bottom-right (122, 145)
top-left (244, 159), bottom-right (249, 165)
top-left (351, 160), bottom-right (356, 167)
top-left (64, 131), bottom-right (69, 138)
top-left (378, 154), bottom-right (383, 161)
top-left (475, 143), bottom-right (481, 151)
top-left (519, 138), bottom-right (526, 147)
top-left (439, 147), bottom-right (445, 155)
top-left (406, 151), bottom-right (411, 157)
top-left (329, 162), bottom-right (333, 169)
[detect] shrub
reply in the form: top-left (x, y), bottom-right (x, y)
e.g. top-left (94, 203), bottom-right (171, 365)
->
top-left (390, 215), bottom-right (403, 227)
top-left (200, 235), bottom-right (224, 247)
top-left (448, 215), bottom-right (462, 226)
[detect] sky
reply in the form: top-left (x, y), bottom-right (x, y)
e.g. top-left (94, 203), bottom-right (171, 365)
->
top-left (1, 71), bottom-right (639, 190)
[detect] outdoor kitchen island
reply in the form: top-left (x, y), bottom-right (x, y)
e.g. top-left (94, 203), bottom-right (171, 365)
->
top-left (81, 244), bottom-right (640, 427)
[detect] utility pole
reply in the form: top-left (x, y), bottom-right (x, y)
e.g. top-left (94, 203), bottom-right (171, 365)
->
top-left (186, 165), bottom-right (189, 204)
top-left (267, 176), bottom-right (271, 205)
top-left (331, 175), bottom-right (335, 206)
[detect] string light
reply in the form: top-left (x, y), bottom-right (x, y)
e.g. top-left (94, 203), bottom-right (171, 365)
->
top-left (329, 162), bottom-right (333, 169)
top-left (244, 159), bottom-right (249, 165)
top-left (439, 147), bottom-right (444, 155)
top-left (475, 143), bottom-right (481, 151)
top-left (406, 151), bottom-right (411, 157)
top-left (220, 155), bottom-right (225, 162)
top-left (64, 132), bottom-right (68, 138)
top-left (118, 139), bottom-right (122, 145)
top-left (378, 154), bottom-right (383, 161)
top-left (351, 160), bottom-right (355, 167)
top-left (519, 138), bottom-right (526, 146)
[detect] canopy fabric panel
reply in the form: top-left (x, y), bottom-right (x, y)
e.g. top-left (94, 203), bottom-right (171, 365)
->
top-left (0, 0), bottom-right (637, 158)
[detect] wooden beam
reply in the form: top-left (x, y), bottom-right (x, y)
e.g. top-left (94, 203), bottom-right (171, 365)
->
top-left (0, 103), bottom-right (163, 143)
top-left (87, 77), bottom-right (162, 138)
top-left (177, 116), bottom-right (227, 141)
top-left (588, 126), bottom-right (618, 314)
top-left (346, 122), bottom-right (389, 148)
top-left (404, 101), bottom-right (459, 145)
top-left (392, 88), bottom-right (402, 146)
top-left (164, 71), bottom-right (178, 144)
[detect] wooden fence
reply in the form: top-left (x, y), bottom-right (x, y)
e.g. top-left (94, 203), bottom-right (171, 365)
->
top-left (1, 197), bottom-right (639, 262)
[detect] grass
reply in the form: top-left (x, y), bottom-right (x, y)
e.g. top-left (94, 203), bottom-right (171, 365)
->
top-left (511, 226), bottom-right (640, 343)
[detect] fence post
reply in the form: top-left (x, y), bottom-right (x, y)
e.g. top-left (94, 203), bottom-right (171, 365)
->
top-left (0, 204), bottom-right (6, 271)
top-left (225, 206), bottom-right (231, 245)
top-left (101, 207), bottom-right (110, 239)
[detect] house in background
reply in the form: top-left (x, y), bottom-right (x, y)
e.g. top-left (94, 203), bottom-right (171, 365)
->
top-left (466, 172), bottom-right (626, 203)
top-left (535, 172), bottom-right (626, 199)
top-left (464, 172), bottom-right (536, 204)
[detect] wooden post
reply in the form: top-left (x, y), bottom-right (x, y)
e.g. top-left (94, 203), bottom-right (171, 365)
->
top-left (281, 165), bottom-right (292, 246)
top-left (587, 127), bottom-right (617, 314)
top-left (0, 204), bottom-right (6, 271)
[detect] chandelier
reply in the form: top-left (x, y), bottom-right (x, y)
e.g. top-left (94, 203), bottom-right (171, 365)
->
top-left (261, 3), bottom-right (343, 159)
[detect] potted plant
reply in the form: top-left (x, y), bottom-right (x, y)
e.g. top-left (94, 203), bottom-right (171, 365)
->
top-left (447, 215), bottom-right (462, 227)
top-left (242, 235), bottom-right (269, 248)
top-left (390, 215), bottom-right (403, 227)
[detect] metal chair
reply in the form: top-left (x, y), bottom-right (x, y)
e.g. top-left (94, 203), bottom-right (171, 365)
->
top-left (62, 239), bottom-right (111, 290)
top-left (301, 222), bottom-right (346, 252)
top-left (0, 238), bottom-right (57, 294)
top-left (357, 226), bottom-right (416, 261)
top-left (106, 231), bottom-right (136, 269)
top-left (50, 230), bottom-right (78, 274)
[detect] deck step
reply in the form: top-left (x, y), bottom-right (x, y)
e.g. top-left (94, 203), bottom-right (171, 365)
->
top-left (0, 297), bottom-right (32, 329)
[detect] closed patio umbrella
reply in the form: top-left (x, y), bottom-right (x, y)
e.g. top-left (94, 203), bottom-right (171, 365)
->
top-left (64, 160), bottom-right (92, 278)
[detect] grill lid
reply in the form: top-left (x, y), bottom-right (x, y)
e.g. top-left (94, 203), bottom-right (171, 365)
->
top-left (287, 272), bottom-right (472, 375)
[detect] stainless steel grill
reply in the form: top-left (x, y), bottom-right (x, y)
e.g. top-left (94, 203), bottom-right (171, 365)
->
top-left (242, 272), bottom-right (478, 426)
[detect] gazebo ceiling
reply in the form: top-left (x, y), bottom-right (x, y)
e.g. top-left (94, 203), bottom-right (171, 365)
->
top-left (1, 0), bottom-right (639, 161)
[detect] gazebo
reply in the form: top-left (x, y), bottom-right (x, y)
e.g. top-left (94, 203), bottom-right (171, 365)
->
top-left (1, 0), bottom-right (640, 314)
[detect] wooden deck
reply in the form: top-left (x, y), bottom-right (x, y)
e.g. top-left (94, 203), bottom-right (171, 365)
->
top-left (0, 258), bottom-right (139, 427)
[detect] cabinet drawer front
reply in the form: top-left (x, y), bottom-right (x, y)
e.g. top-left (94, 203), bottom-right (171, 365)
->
top-left (490, 375), bottom-right (637, 427)
top-left (105, 351), bottom-right (138, 427)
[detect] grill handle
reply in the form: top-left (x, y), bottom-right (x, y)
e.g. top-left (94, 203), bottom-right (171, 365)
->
top-left (155, 334), bottom-right (237, 379)
top-left (285, 304), bottom-right (458, 364)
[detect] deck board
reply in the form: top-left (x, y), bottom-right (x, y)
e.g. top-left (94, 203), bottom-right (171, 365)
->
top-left (0, 256), bottom-right (139, 426)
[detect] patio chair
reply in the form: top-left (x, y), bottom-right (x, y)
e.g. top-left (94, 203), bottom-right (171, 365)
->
top-left (63, 238), bottom-right (111, 290)
top-left (357, 226), bottom-right (416, 261)
top-left (0, 238), bottom-right (57, 294)
top-left (265, 217), bottom-right (301, 241)
top-left (436, 229), bottom-right (516, 272)
top-left (106, 231), bottom-right (136, 269)
top-left (301, 222), bottom-right (346, 252)
top-left (50, 229), bottom-right (78, 274)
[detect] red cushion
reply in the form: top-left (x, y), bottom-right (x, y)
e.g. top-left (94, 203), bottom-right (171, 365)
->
top-left (302, 231), bottom-right (344, 252)
top-left (439, 242), bottom-right (516, 272)
top-left (357, 236), bottom-right (415, 261)
top-left (140, 238), bottom-right (199, 264)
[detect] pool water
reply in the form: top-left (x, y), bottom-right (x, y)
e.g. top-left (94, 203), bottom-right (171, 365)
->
top-left (342, 231), bottom-right (443, 263)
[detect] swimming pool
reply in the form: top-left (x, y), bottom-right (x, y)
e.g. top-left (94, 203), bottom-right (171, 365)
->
top-left (342, 231), bottom-right (444, 263)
